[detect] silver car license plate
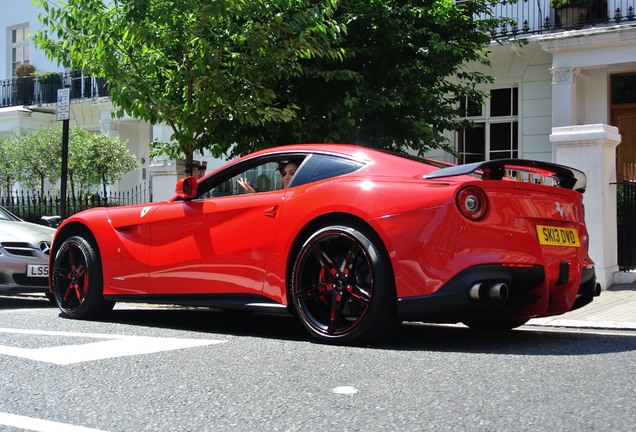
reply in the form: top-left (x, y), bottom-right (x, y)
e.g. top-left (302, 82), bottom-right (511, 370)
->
top-left (27, 265), bottom-right (49, 277)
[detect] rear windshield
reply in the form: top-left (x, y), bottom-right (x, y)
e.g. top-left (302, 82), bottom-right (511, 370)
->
top-left (378, 149), bottom-right (454, 169)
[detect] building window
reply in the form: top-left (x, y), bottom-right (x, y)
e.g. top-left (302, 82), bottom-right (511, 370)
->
top-left (457, 87), bottom-right (518, 164)
top-left (611, 74), bottom-right (636, 105)
top-left (10, 24), bottom-right (30, 76)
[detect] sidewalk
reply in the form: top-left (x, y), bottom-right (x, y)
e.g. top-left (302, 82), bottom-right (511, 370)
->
top-left (528, 284), bottom-right (636, 330)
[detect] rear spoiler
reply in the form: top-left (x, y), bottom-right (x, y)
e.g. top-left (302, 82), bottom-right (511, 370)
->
top-left (422, 159), bottom-right (587, 193)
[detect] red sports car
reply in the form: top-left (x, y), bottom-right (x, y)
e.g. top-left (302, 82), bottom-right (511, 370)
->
top-left (49, 144), bottom-right (600, 344)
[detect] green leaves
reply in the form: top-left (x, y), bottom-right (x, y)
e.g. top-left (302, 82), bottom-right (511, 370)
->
top-left (34, 0), bottom-right (345, 165)
top-left (248, 0), bottom-right (503, 156)
top-left (34, 0), bottom-right (507, 160)
top-left (0, 138), bottom-right (21, 195)
top-left (9, 126), bottom-right (137, 196)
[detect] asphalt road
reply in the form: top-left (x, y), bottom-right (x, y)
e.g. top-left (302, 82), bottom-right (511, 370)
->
top-left (1, 295), bottom-right (635, 432)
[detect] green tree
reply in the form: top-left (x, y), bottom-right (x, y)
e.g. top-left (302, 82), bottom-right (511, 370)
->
top-left (35, 0), bottom-right (511, 160)
top-left (68, 128), bottom-right (138, 198)
top-left (230, 0), bottom-right (505, 157)
top-left (0, 138), bottom-right (21, 195)
top-left (12, 128), bottom-right (62, 195)
top-left (34, 0), bottom-right (345, 170)
top-left (11, 127), bottom-right (137, 198)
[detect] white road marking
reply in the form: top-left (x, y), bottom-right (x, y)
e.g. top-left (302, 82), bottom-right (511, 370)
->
top-left (332, 386), bottom-right (359, 395)
top-left (0, 412), bottom-right (109, 432)
top-left (0, 327), bottom-right (225, 365)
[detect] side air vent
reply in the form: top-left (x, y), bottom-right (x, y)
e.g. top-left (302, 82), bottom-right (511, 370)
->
top-left (1, 242), bottom-right (38, 257)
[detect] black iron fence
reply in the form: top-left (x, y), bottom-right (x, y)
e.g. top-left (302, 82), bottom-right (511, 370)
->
top-left (617, 180), bottom-right (636, 271)
top-left (1, 71), bottom-right (109, 108)
top-left (0, 183), bottom-right (151, 225)
top-left (482, 0), bottom-right (634, 38)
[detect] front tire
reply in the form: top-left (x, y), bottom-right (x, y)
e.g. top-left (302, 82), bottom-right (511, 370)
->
top-left (51, 236), bottom-right (114, 319)
top-left (290, 224), bottom-right (398, 345)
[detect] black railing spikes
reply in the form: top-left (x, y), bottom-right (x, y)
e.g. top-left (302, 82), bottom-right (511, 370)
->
top-left (0, 182), bottom-right (150, 224)
top-left (474, 0), bottom-right (635, 38)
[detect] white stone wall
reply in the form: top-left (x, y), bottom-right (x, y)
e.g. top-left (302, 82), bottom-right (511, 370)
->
top-left (427, 41), bottom-right (555, 163)
top-left (1, 1), bottom-right (60, 78)
top-left (551, 124), bottom-right (621, 290)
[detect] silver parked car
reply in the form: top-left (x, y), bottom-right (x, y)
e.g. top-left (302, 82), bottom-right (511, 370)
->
top-left (0, 205), bottom-right (56, 295)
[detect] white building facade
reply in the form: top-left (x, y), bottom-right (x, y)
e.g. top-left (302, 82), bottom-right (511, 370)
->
top-left (2, 0), bottom-right (635, 289)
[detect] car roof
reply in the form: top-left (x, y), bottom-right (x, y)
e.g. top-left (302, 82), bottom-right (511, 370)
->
top-left (244, 143), bottom-right (374, 161)
top-left (229, 143), bottom-right (446, 173)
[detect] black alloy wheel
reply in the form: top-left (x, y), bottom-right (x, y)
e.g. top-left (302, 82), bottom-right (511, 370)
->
top-left (291, 224), bottom-right (398, 344)
top-left (51, 236), bottom-right (114, 318)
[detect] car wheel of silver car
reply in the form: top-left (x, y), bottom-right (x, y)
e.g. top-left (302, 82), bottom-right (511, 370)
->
top-left (51, 235), bottom-right (115, 319)
top-left (291, 224), bottom-right (399, 345)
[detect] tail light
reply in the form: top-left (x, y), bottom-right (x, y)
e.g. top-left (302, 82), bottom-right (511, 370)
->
top-left (456, 186), bottom-right (488, 220)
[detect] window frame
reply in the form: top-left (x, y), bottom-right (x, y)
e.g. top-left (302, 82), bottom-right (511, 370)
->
top-left (192, 151), bottom-right (365, 201)
top-left (9, 23), bottom-right (30, 77)
top-left (456, 85), bottom-right (520, 164)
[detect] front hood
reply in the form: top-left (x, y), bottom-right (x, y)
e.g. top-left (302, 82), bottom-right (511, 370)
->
top-left (0, 220), bottom-right (56, 243)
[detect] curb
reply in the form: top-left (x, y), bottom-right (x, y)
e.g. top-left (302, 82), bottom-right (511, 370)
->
top-left (527, 318), bottom-right (636, 331)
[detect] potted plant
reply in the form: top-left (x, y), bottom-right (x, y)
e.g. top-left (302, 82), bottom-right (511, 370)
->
top-left (14, 62), bottom-right (36, 105)
top-left (550, 0), bottom-right (593, 28)
top-left (37, 72), bottom-right (63, 103)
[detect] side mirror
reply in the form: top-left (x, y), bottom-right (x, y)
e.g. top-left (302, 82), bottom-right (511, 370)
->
top-left (175, 176), bottom-right (198, 200)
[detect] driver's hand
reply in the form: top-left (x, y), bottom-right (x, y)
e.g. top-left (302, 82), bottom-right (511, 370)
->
top-left (238, 178), bottom-right (255, 193)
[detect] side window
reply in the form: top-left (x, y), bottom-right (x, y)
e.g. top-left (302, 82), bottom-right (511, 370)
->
top-left (194, 153), bottom-right (363, 199)
top-left (290, 154), bottom-right (364, 187)
top-left (199, 162), bottom-right (282, 198)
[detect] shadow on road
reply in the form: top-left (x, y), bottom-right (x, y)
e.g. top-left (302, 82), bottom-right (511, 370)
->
top-left (6, 295), bottom-right (633, 356)
top-left (104, 307), bottom-right (309, 342)
top-left (382, 322), bottom-right (636, 356)
top-left (85, 305), bottom-right (636, 356)
top-left (0, 295), bottom-right (55, 310)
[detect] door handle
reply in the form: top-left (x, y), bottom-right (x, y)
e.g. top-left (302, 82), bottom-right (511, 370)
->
top-left (264, 205), bottom-right (278, 218)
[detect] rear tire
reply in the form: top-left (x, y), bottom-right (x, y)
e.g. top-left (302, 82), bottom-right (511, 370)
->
top-left (51, 236), bottom-right (115, 319)
top-left (290, 224), bottom-right (399, 345)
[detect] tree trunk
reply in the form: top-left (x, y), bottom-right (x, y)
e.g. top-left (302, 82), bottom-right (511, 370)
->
top-left (102, 174), bottom-right (107, 204)
top-left (185, 149), bottom-right (195, 176)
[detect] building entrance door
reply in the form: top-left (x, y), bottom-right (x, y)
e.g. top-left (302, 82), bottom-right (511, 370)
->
top-left (611, 73), bottom-right (636, 270)
top-left (612, 106), bottom-right (636, 182)
top-left (610, 73), bottom-right (636, 182)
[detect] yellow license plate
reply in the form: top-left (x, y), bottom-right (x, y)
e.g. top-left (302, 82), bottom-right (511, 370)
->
top-left (536, 225), bottom-right (580, 247)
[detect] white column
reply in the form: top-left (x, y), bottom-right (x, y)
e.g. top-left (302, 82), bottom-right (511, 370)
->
top-left (151, 123), bottom-right (174, 146)
top-left (550, 124), bottom-right (621, 290)
top-left (148, 159), bottom-right (185, 202)
top-left (148, 124), bottom-right (184, 202)
top-left (550, 67), bottom-right (580, 127)
top-left (100, 112), bottom-right (120, 139)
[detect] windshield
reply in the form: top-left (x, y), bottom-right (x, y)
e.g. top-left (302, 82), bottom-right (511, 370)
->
top-left (0, 206), bottom-right (20, 221)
